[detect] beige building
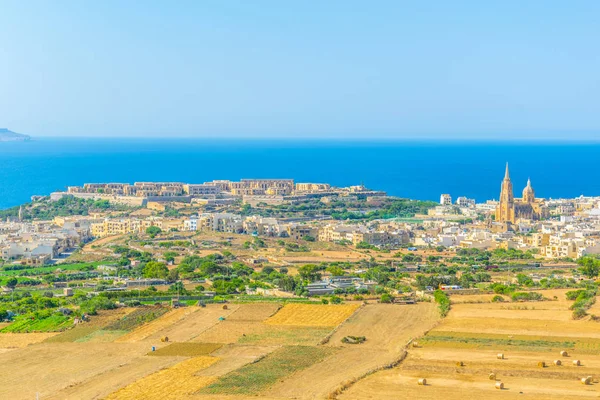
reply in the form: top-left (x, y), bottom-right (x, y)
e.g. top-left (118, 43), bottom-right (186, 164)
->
top-left (495, 164), bottom-right (548, 224)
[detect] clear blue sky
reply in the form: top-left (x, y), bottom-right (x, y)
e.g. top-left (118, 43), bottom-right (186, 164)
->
top-left (1, 1), bottom-right (599, 139)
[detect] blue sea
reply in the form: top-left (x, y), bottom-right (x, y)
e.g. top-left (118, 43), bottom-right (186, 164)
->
top-left (1, 138), bottom-right (599, 210)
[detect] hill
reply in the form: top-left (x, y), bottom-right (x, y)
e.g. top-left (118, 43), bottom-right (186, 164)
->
top-left (0, 128), bottom-right (30, 142)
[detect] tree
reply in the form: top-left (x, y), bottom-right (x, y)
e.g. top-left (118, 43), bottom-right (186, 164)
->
top-left (164, 251), bottom-right (178, 263)
top-left (298, 264), bottom-right (321, 282)
top-left (578, 257), bottom-right (600, 279)
top-left (303, 235), bottom-right (316, 242)
top-left (143, 261), bottom-right (169, 279)
top-left (326, 265), bottom-right (345, 277)
top-left (146, 226), bottom-right (162, 238)
top-left (5, 277), bottom-right (18, 289)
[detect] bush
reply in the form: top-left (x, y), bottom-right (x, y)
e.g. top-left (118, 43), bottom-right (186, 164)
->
top-left (572, 307), bottom-right (588, 320)
top-left (491, 295), bottom-right (506, 303)
top-left (380, 293), bottom-right (394, 303)
top-left (510, 292), bottom-right (543, 302)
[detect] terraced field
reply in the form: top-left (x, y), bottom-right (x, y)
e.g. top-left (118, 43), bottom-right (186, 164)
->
top-left (339, 289), bottom-right (600, 400)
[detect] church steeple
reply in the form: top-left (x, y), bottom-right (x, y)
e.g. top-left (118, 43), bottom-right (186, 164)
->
top-left (496, 162), bottom-right (515, 223)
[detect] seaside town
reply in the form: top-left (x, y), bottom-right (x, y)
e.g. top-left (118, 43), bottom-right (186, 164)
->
top-left (3, 164), bottom-right (600, 267)
top-left (2, 164), bottom-right (600, 399)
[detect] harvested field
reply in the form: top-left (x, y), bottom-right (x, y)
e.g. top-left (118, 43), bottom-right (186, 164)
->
top-left (437, 316), bottom-right (600, 338)
top-left (45, 356), bottom-right (182, 400)
top-left (198, 344), bottom-right (279, 377)
top-left (267, 303), bottom-right (440, 399)
top-left (147, 304), bottom-right (240, 343)
top-left (0, 342), bottom-right (156, 400)
top-left (76, 329), bottom-right (128, 342)
top-left (327, 303), bottom-right (439, 351)
top-left (340, 292), bottom-right (600, 400)
top-left (105, 356), bottom-right (218, 400)
top-left (226, 303), bottom-right (281, 321)
top-left (0, 332), bottom-right (58, 348)
top-left (199, 346), bottom-right (336, 396)
top-left (116, 307), bottom-right (197, 343)
top-left (196, 319), bottom-right (331, 345)
top-left (148, 342), bottom-right (222, 357)
top-left (265, 303), bottom-right (360, 327)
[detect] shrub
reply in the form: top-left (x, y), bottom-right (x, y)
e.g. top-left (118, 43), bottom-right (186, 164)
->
top-left (572, 307), bottom-right (588, 320)
top-left (433, 289), bottom-right (451, 317)
top-left (380, 293), bottom-right (394, 303)
top-left (491, 295), bottom-right (506, 303)
top-left (510, 292), bottom-right (543, 302)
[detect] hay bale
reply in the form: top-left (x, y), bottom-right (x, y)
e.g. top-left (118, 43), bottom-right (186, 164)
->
top-left (560, 350), bottom-right (568, 357)
top-left (456, 361), bottom-right (464, 367)
top-left (581, 377), bottom-right (591, 385)
top-left (497, 353), bottom-right (504, 360)
top-left (488, 373), bottom-right (496, 380)
top-left (573, 360), bottom-right (581, 366)
top-left (222, 304), bottom-right (228, 310)
top-left (412, 341), bottom-right (419, 348)
top-left (160, 336), bottom-right (169, 343)
top-left (495, 382), bottom-right (504, 390)
top-left (553, 360), bottom-right (562, 366)
top-left (418, 378), bottom-right (427, 386)
top-left (537, 361), bottom-right (546, 368)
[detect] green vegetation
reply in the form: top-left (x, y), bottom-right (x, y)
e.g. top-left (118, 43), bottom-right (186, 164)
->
top-left (510, 292), bottom-right (544, 302)
top-left (433, 289), bottom-right (451, 317)
top-left (567, 288), bottom-right (597, 320)
top-left (577, 256), bottom-right (600, 279)
top-left (200, 346), bottom-right (336, 395)
top-left (0, 195), bottom-right (132, 221)
top-left (1, 313), bottom-right (71, 333)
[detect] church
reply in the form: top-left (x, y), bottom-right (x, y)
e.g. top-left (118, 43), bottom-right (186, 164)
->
top-left (495, 164), bottom-right (548, 223)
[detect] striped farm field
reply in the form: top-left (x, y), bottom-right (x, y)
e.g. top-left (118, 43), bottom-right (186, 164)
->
top-left (265, 304), bottom-right (360, 327)
top-left (105, 356), bottom-right (218, 400)
top-left (116, 307), bottom-right (196, 343)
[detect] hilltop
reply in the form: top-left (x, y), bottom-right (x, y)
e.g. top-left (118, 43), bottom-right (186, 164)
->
top-left (0, 128), bottom-right (30, 141)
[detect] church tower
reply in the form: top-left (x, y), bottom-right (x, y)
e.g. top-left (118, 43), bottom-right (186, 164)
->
top-left (495, 163), bottom-right (515, 223)
top-left (522, 178), bottom-right (535, 203)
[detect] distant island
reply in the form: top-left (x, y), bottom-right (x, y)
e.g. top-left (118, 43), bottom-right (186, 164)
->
top-left (0, 128), bottom-right (31, 142)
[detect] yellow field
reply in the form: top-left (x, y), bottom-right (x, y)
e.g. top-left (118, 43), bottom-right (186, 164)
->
top-left (265, 304), bottom-right (360, 327)
top-left (105, 356), bottom-right (218, 400)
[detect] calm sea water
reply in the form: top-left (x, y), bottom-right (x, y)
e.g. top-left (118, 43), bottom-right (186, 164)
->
top-left (0, 138), bottom-right (599, 209)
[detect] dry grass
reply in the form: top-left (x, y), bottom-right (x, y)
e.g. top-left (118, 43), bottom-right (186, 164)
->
top-left (0, 332), bottom-right (58, 348)
top-left (265, 304), bottom-right (360, 327)
top-left (105, 356), bottom-right (218, 400)
top-left (148, 342), bottom-right (222, 357)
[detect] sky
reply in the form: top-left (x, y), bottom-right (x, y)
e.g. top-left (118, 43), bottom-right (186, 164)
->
top-left (0, 1), bottom-right (599, 139)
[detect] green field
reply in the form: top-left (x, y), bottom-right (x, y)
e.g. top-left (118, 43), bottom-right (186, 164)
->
top-left (1, 314), bottom-right (72, 333)
top-left (0, 261), bottom-right (105, 277)
top-left (199, 345), bottom-right (336, 395)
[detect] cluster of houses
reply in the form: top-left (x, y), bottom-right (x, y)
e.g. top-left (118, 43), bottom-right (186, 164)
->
top-left (0, 216), bottom-right (92, 265)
